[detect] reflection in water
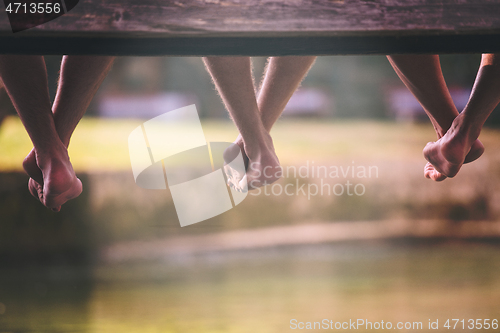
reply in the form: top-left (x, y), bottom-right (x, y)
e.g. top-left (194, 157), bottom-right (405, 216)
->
top-left (0, 266), bottom-right (92, 332)
top-left (1, 171), bottom-right (500, 332)
top-left (2, 242), bottom-right (500, 332)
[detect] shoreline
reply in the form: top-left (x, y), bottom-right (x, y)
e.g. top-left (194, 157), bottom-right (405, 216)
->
top-left (102, 219), bottom-right (500, 263)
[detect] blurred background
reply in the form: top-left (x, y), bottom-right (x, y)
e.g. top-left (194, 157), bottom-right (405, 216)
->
top-left (1, 55), bottom-right (500, 332)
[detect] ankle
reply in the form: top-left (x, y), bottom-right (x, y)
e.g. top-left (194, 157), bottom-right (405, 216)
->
top-left (58, 136), bottom-right (70, 148)
top-left (53, 124), bottom-right (70, 149)
top-left (244, 135), bottom-right (274, 157)
top-left (36, 143), bottom-right (69, 163)
top-left (243, 142), bottom-right (263, 160)
top-left (434, 126), bottom-right (447, 139)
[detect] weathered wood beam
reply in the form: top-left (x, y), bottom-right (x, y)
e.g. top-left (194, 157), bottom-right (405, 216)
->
top-left (1, 0), bottom-right (500, 55)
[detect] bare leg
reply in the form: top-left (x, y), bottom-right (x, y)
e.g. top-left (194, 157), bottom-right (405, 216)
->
top-left (423, 53), bottom-right (500, 177)
top-left (226, 56), bottom-right (317, 166)
top-left (23, 56), bottom-right (115, 198)
top-left (0, 55), bottom-right (81, 210)
top-left (0, 81), bottom-right (7, 127)
top-left (203, 56), bottom-right (281, 189)
top-left (258, 56), bottom-right (317, 130)
top-left (387, 55), bottom-right (484, 181)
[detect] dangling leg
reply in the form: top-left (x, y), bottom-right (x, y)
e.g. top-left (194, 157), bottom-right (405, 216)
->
top-left (203, 56), bottom-right (281, 189)
top-left (0, 55), bottom-right (81, 210)
top-left (225, 56), bottom-right (317, 167)
top-left (387, 55), bottom-right (484, 180)
top-left (23, 56), bottom-right (115, 200)
top-left (422, 54), bottom-right (500, 177)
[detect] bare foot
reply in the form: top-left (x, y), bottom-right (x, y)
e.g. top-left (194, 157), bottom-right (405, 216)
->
top-left (223, 135), bottom-right (248, 170)
top-left (423, 114), bottom-right (481, 179)
top-left (23, 149), bottom-right (42, 196)
top-left (424, 139), bottom-right (484, 181)
top-left (222, 140), bottom-right (247, 191)
top-left (424, 162), bottom-right (447, 181)
top-left (240, 132), bottom-right (282, 190)
top-left (223, 133), bottom-right (281, 191)
top-left (22, 145), bottom-right (82, 211)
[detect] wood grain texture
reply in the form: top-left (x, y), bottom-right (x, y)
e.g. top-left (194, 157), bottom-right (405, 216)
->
top-left (1, 0), bottom-right (500, 55)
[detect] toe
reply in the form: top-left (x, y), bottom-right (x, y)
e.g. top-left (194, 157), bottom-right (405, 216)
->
top-left (239, 174), bottom-right (249, 192)
top-left (424, 162), bottom-right (447, 182)
top-left (28, 178), bottom-right (39, 199)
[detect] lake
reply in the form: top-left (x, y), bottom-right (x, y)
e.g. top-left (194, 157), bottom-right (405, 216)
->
top-left (1, 240), bottom-right (499, 332)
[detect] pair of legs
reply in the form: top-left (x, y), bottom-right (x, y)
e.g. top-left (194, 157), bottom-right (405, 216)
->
top-left (0, 55), bottom-right (114, 210)
top-left (203, 56), bottom-right (316, 189)
top-left (387, 54), bottom-right (500, 181)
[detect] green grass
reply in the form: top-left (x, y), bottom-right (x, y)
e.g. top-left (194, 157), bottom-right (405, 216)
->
top-left (2, 116), bottom-right (500, 172)
top-left (0, 116), bottom-right (146, 172)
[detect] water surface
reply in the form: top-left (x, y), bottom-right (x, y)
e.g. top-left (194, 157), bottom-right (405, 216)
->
top-left (1, 241), bottom-right (500, 332)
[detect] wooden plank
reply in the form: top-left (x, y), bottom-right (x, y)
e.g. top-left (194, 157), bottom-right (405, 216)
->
top-left (3, 34), bottom-right (500, 56)
top-left (3, 0), bottom-right (500, 35)
top-left (1, 0), bottom-right (500, 55)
